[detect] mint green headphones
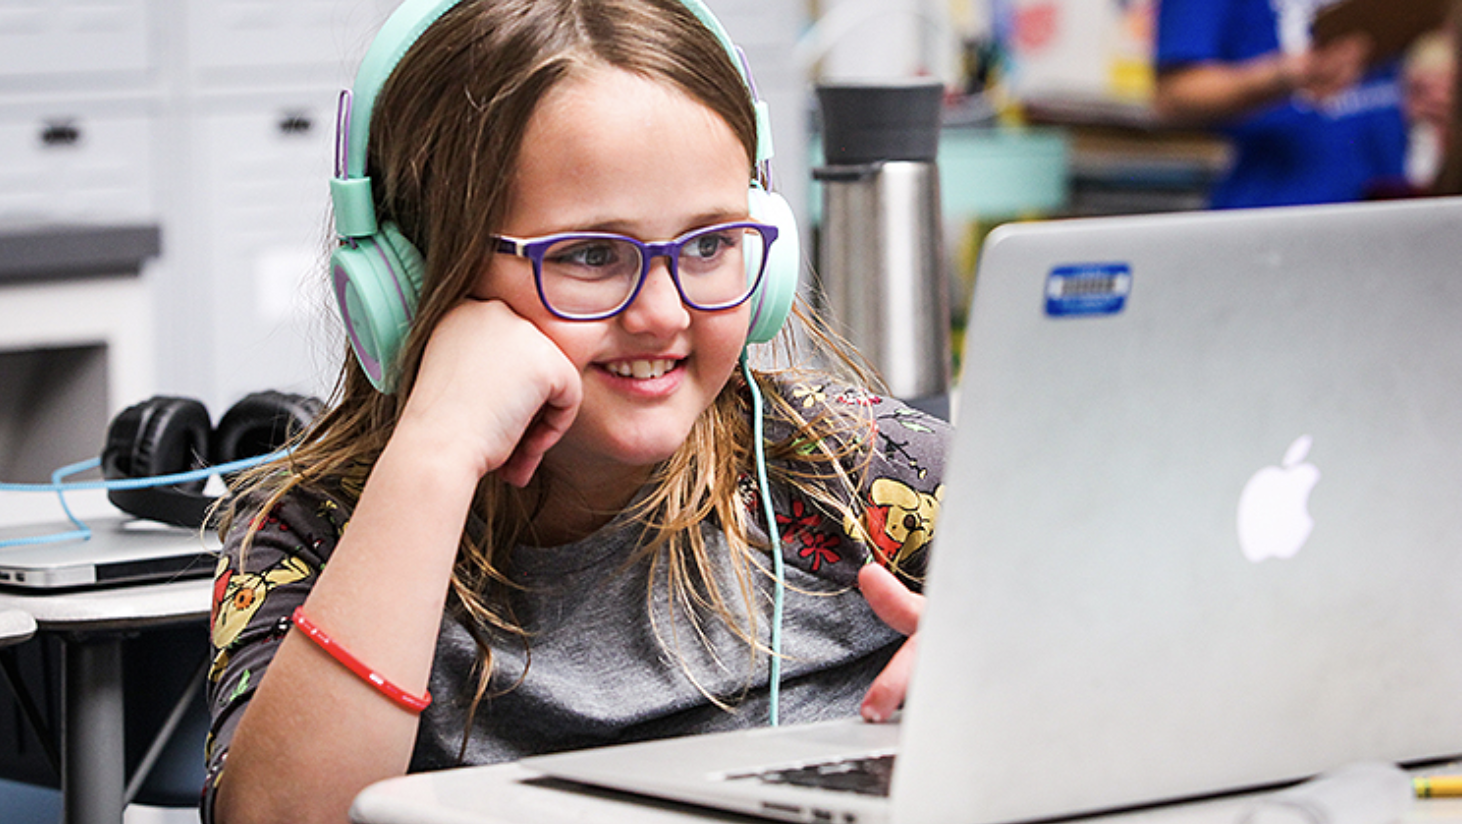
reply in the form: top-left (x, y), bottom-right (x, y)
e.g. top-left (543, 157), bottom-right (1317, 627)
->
top-left (330, 0), bottom-right (802, 392)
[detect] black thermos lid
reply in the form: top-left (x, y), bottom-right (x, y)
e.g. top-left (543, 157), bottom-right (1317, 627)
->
top-left (816, 80), bottom-right (945, 165)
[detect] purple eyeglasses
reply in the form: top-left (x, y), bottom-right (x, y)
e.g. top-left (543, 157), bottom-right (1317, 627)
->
top-left (492, 221), bottom-right (778, 321)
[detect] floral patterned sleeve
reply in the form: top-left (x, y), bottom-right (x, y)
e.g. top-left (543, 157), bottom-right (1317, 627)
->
top-left (200, 486), bottom-right (347, 823)
top-left (758, 379), bottom-right (953, 592)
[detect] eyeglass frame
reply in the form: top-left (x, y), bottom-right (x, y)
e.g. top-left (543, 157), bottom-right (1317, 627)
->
top-left (491, 220), bottom-right (780, 321)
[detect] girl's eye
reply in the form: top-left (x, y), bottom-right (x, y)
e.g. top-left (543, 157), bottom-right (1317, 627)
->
top-left (552, 241), bottom-right (621, 269)
top-left (544, 239), bottom-right (640, 283)
top-left (683, 231), bottom-right (735, 262)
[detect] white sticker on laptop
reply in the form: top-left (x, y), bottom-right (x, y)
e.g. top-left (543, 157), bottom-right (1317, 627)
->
top-left (1045, 263), bottom-right (1131, 317)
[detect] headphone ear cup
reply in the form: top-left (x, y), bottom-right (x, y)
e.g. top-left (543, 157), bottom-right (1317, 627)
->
top-left (101, 397), bottom-right (214, 528)
top-left (102, 397), bottom-right (212, 487)
top-left (331, 222), bottom-right (425, 392)
top-left (213, 391), bottom-right (323, 470)
top-left (745, 186), bottom-right (800, 345)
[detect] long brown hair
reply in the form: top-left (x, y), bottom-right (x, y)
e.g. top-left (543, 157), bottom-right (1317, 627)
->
top-left (222, 0), bottom-right (883, 740)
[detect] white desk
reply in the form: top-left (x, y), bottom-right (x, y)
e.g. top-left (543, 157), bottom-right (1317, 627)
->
top-left (0, 608), bottom-right (36, 647)
top-left (352, 760), bottom-right (1462, 824)
top-left (0, 532), bottom-right (212, 824)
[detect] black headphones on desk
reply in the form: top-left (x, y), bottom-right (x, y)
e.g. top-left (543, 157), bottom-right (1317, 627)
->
top-left (100, 391), bottom-right (321, 528)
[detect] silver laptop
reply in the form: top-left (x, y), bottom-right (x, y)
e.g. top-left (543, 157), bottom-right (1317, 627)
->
top-left (523, 198), bottom-right (1463, 824)
top-left (0, 516), bottom-right (218, 589)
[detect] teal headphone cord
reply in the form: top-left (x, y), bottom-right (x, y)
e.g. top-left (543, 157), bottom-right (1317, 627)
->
top-left (742, 354), bottom-right (785, 726)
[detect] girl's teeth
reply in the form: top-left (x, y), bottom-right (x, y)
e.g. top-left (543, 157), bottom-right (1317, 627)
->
top-left (611, 359), bottom-right (674, 379)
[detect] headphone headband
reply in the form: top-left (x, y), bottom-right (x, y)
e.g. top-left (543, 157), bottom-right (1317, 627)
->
top-left (332, 0), bottom-right (460, 240)
top-left (344, 0), bottom-right (460, 181)
top-left (676, 0), bottom-right (775, 166)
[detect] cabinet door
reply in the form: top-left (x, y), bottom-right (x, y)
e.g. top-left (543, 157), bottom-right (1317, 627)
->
top-left (0, 108), bottom-right (156, 223)
top-left (196, 96), bottom-right (338, 406)
top-left (186, 0), bottom-right (400, 90)
top-left (0, 0), bottom-right (151, 79)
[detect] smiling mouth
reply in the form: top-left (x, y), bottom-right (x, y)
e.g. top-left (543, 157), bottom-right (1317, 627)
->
top-left (605, 358), bottom-right (679, 379)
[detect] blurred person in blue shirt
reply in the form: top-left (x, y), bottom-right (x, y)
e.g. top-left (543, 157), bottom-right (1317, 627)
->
top-left (1153, 0), bottom-right (1409, 208)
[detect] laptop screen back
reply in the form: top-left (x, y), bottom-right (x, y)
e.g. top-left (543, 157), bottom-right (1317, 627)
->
top-left (893, 199), bottom-right (1462, 823)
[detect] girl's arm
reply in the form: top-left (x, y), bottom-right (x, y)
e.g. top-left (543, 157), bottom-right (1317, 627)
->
top-left (213, 300), bottom-right (580, 824)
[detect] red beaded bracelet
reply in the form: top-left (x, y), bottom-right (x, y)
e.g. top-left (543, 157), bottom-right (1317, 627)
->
top-left (290, 606), bottom-right (432, 713)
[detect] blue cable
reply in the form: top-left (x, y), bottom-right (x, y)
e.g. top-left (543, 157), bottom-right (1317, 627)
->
top-left (50, 457), bottom-right (103, 545)
top-left (742, 355), bottom-right (785, 726)
top-left (0, 458), bottom-right (109, 548)
top-left (0, 449), bottom-right (291, 549)
top-left (0, 450), bottom-right (290, 494)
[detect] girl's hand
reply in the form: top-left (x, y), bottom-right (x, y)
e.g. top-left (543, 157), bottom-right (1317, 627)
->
top-left (401, 299), bottom-right (582, 487)
top-left (857, 563), bottom-right (925, 723)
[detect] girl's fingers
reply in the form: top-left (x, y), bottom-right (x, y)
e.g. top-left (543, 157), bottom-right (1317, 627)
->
top-left (861, 634), bottom-right (918, 723)
top-left (499, 398), bottom-right (579, 488)
top-left (408, 299), bottom-right (582, 483)
top-left (857, 563), bottom-right (924, 636)
top-left (856, 563), bottom-right (927, 722)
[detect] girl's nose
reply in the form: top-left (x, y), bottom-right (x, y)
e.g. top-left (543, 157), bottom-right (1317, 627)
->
top-left (618, 257), bottom-right (691, 336)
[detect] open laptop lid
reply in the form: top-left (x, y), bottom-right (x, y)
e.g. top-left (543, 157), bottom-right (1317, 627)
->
top-left (892, 198), bottom-right (1462, 823)
top-left (0, 517), bottom-right (218, 589)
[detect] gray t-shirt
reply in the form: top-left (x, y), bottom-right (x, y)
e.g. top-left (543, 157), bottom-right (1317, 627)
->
top-left (413, 512), bottom-right (905, 768)
top-left (202, 380), bottom-right (950, 816)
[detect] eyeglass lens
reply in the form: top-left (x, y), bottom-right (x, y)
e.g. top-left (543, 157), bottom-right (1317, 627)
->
top-left (539, 225), bottom-right (766, 317)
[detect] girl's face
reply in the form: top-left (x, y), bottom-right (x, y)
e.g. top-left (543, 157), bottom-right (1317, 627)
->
top-left (474, 67), bottom-right (754, 482)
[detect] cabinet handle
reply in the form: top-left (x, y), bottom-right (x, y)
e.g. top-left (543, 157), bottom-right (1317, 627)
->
top-left (278, 113), bottom-right (313, 136)
top-left (40, 121), bottom-right (82, 147)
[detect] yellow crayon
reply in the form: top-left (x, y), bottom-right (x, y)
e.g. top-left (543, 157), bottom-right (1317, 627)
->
top-left (1413, 775), bottom-right (1462, 798)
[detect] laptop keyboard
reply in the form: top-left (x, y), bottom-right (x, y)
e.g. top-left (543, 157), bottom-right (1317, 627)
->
top-left (727, 753), bottom-right (896, 797)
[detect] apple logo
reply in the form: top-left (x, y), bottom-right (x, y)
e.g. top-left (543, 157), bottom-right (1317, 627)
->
top-left (1236, 435), bottom-right (1321, 563)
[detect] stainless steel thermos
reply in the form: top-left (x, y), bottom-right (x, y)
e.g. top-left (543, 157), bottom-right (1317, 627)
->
top-left (815, 81), bottom-right (951, 418)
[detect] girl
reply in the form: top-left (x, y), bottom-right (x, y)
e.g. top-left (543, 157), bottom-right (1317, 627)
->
top-left (203, 1), bottom-right (949, 822)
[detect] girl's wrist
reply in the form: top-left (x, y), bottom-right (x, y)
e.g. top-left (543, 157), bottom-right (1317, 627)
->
top-left (387, 411), bottom-right (501, 486)
top-left (291, 607), bottom-right (432, 713)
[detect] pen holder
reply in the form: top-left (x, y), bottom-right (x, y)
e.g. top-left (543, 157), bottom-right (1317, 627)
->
top-left (1236, 762), bottom-right (1413, 824)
